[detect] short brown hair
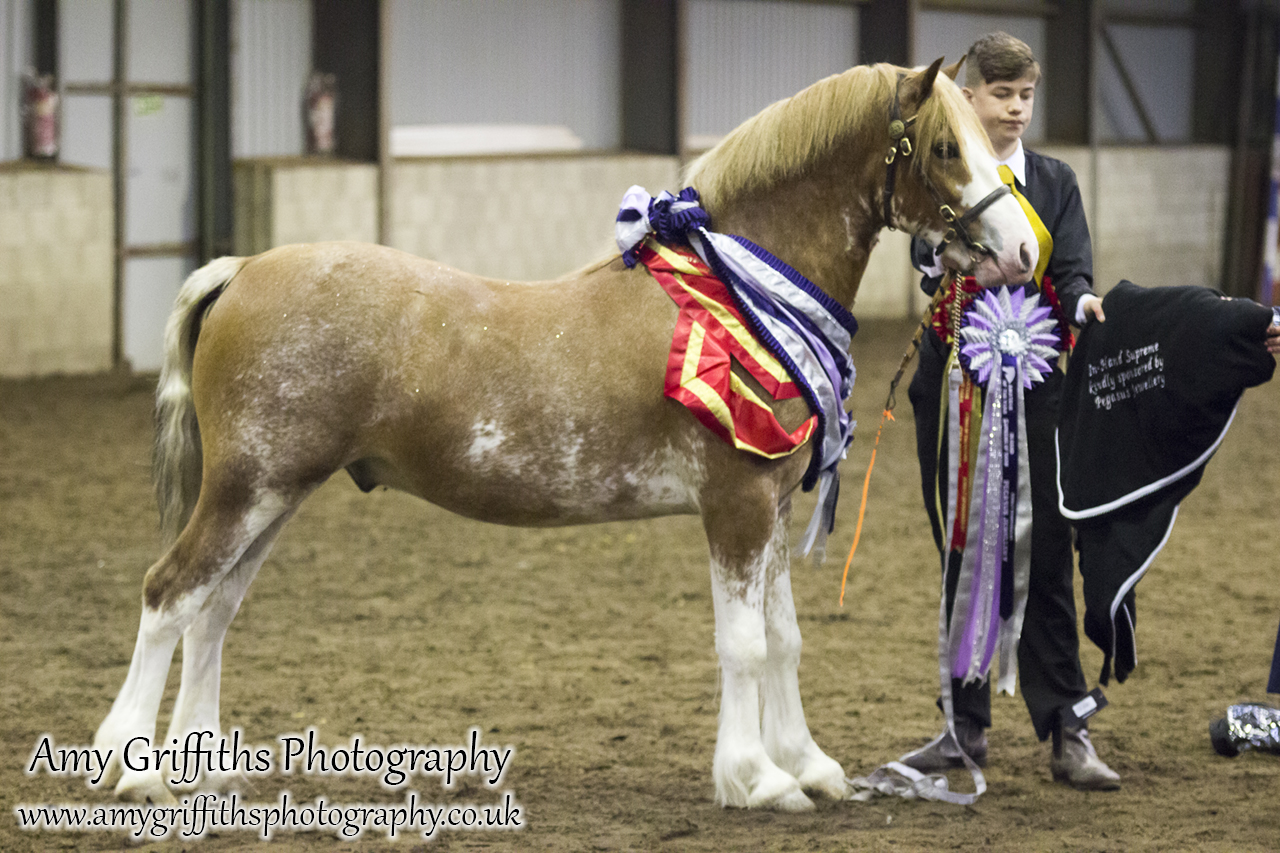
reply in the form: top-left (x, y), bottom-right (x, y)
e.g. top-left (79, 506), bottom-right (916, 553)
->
top-left (965, 31), bottom-right (1040, 88)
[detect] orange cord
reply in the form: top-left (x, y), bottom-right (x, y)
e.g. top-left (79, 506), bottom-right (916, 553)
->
top-left (839, 408), bottom-right (893, 607)
top-left (837, 282), bottom-right (945, 607)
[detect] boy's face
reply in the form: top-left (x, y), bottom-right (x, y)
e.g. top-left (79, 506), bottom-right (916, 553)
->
top-left (964, 71), bottom-right (1037, 156)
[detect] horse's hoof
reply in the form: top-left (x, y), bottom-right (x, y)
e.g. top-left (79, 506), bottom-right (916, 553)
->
top-left (115, 771), bottom-right (177, 805)
top-left (797, 754), bottom-right (850, 799)
top-left (762, 786), bottom-right (815, 812)
top-left (194, 767), bottom-right (253, 795)
top-left (745, 768), bottom-right (814, 811)
top-left (89, 757), bottom-right (123, 791)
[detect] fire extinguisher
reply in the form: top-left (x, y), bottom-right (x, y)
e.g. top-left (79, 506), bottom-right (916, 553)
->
top-left (22, 70), bottom-right (59, 160)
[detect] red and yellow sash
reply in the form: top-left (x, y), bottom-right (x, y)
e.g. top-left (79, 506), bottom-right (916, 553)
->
top-left (637, 239), bottom-right (816, 458)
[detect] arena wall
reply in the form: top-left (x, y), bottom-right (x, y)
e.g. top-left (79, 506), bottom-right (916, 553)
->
top-left (0, 163), bottom-right (113, 378)
top-left (0, 145), bottom-right (1233, 377)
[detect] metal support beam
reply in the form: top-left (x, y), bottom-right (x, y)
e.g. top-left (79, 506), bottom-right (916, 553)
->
top-left (1045, 0), bottom-right (1091, 144)
top-left (1192, 0), bottom-right (1244, 144)
top-left (197, 0), bottom-right (232, 261)
top-left (312, 0), bottom-right (380, 164)
top-left (111, 0), bottom-right (127, 371)
top-left (33, 0), bottom-right (56, 76)
top-left (620, 0), bottom-right (680, 155)
top-left (859, 0), bottom-right (912, 67)
top-left (378, 0), bottom-right (391, 246)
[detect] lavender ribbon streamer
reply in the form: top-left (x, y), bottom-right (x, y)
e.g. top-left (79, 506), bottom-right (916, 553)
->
top-left (949, 357), bottom-right (1016, 682)
top-left (946, 288), bottom-right (1045, 692)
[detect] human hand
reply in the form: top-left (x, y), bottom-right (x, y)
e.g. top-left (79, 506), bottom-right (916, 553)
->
top-left (1079, 295), bottom-right (1106, 323)
top-left (1266, 322), bottom-right (1280, 354)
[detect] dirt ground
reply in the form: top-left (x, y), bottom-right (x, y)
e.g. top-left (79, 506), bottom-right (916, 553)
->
top-left (3, 318), bottom-right (1278, 852)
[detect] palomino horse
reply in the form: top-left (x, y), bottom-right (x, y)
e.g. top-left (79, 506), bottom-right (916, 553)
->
top-left (94, 59), bottom-right (1036, 810)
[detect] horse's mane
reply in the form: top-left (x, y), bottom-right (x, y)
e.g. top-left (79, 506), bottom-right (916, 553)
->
top-left (685, 62), bottom-right (990, 212)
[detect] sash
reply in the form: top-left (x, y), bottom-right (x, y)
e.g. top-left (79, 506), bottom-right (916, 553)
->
top-left (617, 186), bottom-right (858, 559)
top-left (638, 240), bottom-right (817, 458)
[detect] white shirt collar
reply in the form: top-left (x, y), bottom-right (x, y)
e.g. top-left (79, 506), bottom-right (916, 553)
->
top-left (996, 139), bottom-right (1027, 186)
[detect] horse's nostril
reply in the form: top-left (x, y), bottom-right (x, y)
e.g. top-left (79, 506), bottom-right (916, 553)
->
top-left (1019, 242), bottom-right (1032, 272)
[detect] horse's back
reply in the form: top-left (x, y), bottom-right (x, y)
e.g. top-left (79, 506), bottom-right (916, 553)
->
top-left (189, 241), bottom-right (706, 524)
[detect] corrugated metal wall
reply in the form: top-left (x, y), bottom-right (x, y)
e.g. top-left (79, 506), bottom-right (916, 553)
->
top-left (915, 11), bottom-right (1047, 144)
top-left (387, 0), bottom-right (621, 151)
top-left (231, 0), bottom-right (310, 158)
top-left (0, 0), bottom-right (32, 160)
top-left (683, 0), bottom-right (857, 147)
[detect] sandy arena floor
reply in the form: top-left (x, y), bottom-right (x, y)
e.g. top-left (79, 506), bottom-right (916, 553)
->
top-left (2, 318), bottom-right (1278, 852)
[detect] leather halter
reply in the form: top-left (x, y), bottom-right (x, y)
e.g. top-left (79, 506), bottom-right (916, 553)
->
top-left (883, 74), bottom-right (1011, 259)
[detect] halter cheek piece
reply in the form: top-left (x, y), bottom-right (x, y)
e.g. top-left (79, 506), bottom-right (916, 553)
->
top-left (882, 74), bottom-right (1011, 260)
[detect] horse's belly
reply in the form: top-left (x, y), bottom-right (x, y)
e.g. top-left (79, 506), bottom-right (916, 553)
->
top-left (419, 421), bottom-right (704, 525)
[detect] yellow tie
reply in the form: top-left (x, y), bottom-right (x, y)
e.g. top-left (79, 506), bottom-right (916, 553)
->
top-left (998, 164), bottom-right (1052, 287)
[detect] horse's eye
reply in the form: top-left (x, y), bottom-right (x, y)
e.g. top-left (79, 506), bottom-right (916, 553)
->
top-left (933, 142), bottom-right (960, 160)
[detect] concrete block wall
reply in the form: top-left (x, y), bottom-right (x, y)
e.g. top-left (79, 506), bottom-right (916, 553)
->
top-left (0, 145), bottom-right (1237, 377)
top-left (0, 164), bottom-right (113, 377)
top-left (388, 153), bottom-right (680, 281)
top-left (1039, 145), bottom-right (1230, 294)
top-left (854, 145), bottom-right (1232, 319)
top-left (233, 158), bottom-right (379, 256)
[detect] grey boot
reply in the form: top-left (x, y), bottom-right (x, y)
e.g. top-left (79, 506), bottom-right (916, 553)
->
top-left (1051, 726), bottom-right (1120, 790)
top-left (900, 718), bottom-right (988, 772)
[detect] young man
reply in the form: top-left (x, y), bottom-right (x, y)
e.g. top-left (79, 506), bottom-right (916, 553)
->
top-left (901, 32), bottom-right (1118, 790)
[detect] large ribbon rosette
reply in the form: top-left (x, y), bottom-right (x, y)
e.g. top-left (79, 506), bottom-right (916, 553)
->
top-left (949, 286), bottom-right (1061, 692)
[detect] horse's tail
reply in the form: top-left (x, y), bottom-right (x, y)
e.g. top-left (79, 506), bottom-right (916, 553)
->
top-left (155, 255), bottom-right (250, 546)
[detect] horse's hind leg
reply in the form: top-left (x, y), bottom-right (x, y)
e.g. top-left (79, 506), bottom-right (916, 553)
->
top-left (705, 491), bottom-right (813, 811)
top-left (161, 507), bottom-right (297, 793)
top-left (760, 504), bottom-right (848, 799)
top-left (94, 489), bottom-right (294, 804)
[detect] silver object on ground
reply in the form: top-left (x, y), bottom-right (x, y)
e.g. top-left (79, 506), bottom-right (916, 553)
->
top-left (1209, 703), bottom-right (1280, 757)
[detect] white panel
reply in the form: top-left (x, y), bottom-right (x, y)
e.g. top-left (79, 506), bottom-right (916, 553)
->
top-left (126, 94), bottom-right (194, 244)
top-left (231, 0), bottom-right (310, 158)
top-left (129, 0), bottom-right (192, 85)
top-left (684, 0), bottom-right (856, 144)
top-left (61, 93), bottom-right (113, 169)
top-left (0, 0), bottom-right (33, 160)
top-left (915, 12), bottom-right (1047, 144)
top-left (1098, 24), bottom-right (1194, 143)
top-left (388, 0), bottom-right (621, 151)
top-left (123, 256), bottom-right (193, 371)
top-left (1104, 0), bottom-right (1194, 14)
top-left (60, 0), bottom-right (113, 84)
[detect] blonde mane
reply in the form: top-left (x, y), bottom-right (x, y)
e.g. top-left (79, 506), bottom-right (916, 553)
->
top-left (685, 62), bottom-right (989, 213)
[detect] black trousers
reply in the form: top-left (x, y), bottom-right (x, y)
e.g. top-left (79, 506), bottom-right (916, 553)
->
top-left (908, 329), bottom-right (1088, 741)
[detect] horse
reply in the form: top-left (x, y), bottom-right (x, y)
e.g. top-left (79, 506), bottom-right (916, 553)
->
top-left (93, 58), bottom-right (1037, 811)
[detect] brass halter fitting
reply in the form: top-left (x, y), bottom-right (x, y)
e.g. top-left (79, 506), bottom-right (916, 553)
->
top-left (882, 72), bottom-right (1007, 253)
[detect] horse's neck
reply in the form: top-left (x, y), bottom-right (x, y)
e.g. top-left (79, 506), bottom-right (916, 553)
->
top-left (705, 157), bottom-right (880, 313)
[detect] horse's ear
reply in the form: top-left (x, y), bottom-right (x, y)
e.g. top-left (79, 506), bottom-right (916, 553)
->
top-left (916, 57), bottom-right (945, 101)
top-left (942, 56), bottom-right (965, 82)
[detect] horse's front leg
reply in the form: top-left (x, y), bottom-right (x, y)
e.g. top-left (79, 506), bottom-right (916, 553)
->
top-left (705, 488), bottom-right (813, 811)
top-left (760, 502), bottom-right (848, 799)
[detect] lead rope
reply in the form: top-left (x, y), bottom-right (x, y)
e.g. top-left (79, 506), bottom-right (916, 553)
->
top-left (839, 279), bottom-right (949, 606)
